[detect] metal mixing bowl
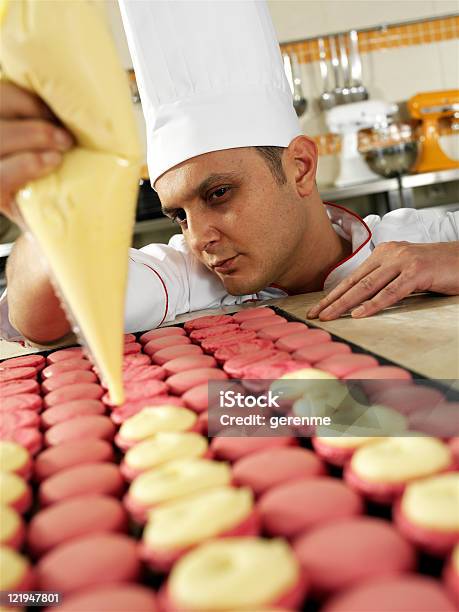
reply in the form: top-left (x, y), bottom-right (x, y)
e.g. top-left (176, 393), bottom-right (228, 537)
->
top-left (359, 122), bottom-right (419, 178)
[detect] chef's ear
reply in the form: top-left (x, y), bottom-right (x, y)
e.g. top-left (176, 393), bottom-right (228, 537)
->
top-left (284, 135), bottom-right (318, 197)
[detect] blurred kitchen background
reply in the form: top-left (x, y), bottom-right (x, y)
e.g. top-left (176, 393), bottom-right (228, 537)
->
top-left (1, 0), bottom-right (458, 288)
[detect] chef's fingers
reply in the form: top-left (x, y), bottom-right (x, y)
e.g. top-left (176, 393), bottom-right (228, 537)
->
top-left (314, 266), bottom-right (399, 321)
top-left (0, 81), bottom-right (55, 120)
top-left (0, 150), bottom-right (63, 221)
top-left (307, 257), bottom-right (382, 319)
top-left (0, 119), bottom-right (74, 157)
top-left (350, 273), bottom-right (417, 318)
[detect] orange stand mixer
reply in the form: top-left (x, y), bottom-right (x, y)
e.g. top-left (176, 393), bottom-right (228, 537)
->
top-left (408, 90), bottom-right (459, 173)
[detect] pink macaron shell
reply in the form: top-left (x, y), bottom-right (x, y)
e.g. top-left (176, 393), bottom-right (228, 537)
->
top-left (0, 410), bottom-right (40, 432)
top-left (200, 330), bottom-right (258, 353)
top-left (42, 370), bottom-right (97, 394)
top-left (44, 583), bottom-right (159, 612)
top-left (183, 314), bottom-right (234, 332)
top-left (189, 324), bottom-right (240, 343)
top-left (444, 552), bottom-right (459, 608)
top-left (0, 379), bottom-right (40, 396)
top-left (323, 575), bottom-right (456, 612)
top-left (369, 384), bottom-right (445, 414)
top-left (28, 495), bottom-right (128, 557)
top-left (103, 380), bottom-right (168, 407)
top-left (210, 435), bottom-right (297, 463)
top-left (213, 338), bottom-right (274, 364)
top-left (46, 347), bottom-right (85, 364)
top-left (41, 399), bottom-right (105, 429)
top-left (232, 447), bottom-right (325, 496)
top-left (144, 336), bottom-right (191, 356)
top-left (41, 359), bottom-right (92, 379)
top-left (343, 366), bottom-right (413, 396)
top-left (123, 353), bottom-right (151, 368)
top-left (241, 359), bottom-right (311, 381)
top-left (312, 437), bottom-right (364, 467)
top-left (257, 322), bottom-right (309, 341)
top-left (122, 365), bottom-right (167, 384)
top-left (232, 307), bottom-right (277, 322)
top-left (292, 341), bottom-right (352, 364)
top-left (36, 533), bottom-right (140, 594)
top-left (275, 330), bottom-right (332, 353)
top-left (316, 353), bottom-right (379, 378)
top-left (0, 366), bottom-right (37, 382)
top-left (0, 393), bottom-right (43, 413)
top-left (166, 368), bottom-right (228, 396)
top-left (182, 384), bottom-right (210, 413)
top-left (152, 344), bottom-right (204, 366)
top-left (1, 427), bottom-right (43, 456)
top-left (141, 508), bottom-right (261, 573)
top-left (34, 439), bottom-right (114, 482)
top-left (240, 315), bottom-right (287, 331)
top-left (293, 516), bottom-right (416, 598)
top-left (449, 438), bottom-right (459, 468)
top-left (393, 497), bottom-right (459, 556)
top-left (223, 350), bottom-right (289, 378)
top-left (39, 462), bottom-right (124, 506)
top-left (1, 354), bottom-right (45, 371)
top-left (140, 326), bottom-right (186, 345)
top-left (408, 402), bottom-right (459, 439)
top-left (163, 355), bottom-right (217, 376)
top-left (44, 383), bottom-right (104, 408)
top-left (44, 415), bottom-right (115, 447)
top-left (123, 342), bottom-right (142, 355)
top-left (259, 477), bottom-right (363, 539)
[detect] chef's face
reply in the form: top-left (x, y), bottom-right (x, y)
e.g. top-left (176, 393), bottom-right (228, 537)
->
top-left (156, 139), bottom-right (315, 295)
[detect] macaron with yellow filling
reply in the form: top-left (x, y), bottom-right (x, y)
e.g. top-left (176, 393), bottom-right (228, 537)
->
top-left (124, 458), bottom-right (231, 523)
top-left (115, 406), bottom-right (198, 450)
top-left (0, 547), bottom-right (34, 591)
top-left (0, 440), bottom-right (32, 479)
top-left (0, 471), bottom-right (31, 513)
top-left (141, 486), bottom-right (260, 572)
top-left (159, 537), bottom-right (307, 611)
top-left (0, 505), bottom-right (24, 549)
top-left (120, 432), bottom-right (208, 480)
top-left (344, 436), bottom-right (453, 504)
top-left (394, 472), bottom-right (459, 556)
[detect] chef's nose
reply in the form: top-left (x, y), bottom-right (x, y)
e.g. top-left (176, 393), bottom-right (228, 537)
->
top-left (187, 211), bottom-right (221, 253)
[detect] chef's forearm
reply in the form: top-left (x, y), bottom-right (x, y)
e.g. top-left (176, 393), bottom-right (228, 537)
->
top-left (6, 234), bottom-right (71, 344)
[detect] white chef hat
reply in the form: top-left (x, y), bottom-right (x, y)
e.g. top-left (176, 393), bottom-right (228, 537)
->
top-left (118, 0), bottom-right (301, 187)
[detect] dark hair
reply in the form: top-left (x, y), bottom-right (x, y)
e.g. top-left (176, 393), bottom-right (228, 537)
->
top-left (254, 146), bottom-right (287, 185)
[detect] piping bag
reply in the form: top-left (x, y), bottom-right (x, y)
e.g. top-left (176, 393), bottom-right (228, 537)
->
top-left (0, 0), bottom-right (142, 404)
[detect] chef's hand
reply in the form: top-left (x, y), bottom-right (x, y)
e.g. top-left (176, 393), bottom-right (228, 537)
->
top-left (0, 81), bottom-right (74, 225)
top-left (307, 241), bottom-right (459, 321)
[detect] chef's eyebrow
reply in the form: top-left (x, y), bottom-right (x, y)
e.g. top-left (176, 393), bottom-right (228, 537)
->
top-left (161, 172), bottom-right (242, 216)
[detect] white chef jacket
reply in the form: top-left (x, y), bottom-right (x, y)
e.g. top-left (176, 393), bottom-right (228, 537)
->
top-left (1, 204), bottom-right (458, 342)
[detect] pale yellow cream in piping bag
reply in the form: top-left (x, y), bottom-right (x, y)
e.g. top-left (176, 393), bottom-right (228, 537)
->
top-left (0, 0), bottom-right (142, 403)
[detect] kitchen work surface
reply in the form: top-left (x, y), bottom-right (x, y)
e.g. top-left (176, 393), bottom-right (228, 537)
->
top-left (266, 292), bottom-right (459, 380)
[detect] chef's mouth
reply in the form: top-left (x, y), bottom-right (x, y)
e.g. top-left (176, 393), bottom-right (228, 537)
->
top-left (211, 255), bottom-right (239, 273)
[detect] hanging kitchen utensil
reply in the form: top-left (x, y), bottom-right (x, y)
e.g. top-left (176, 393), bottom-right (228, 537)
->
top-left (329, 35), bottom-right (344, 105)
top-left (283, 52), bottom-right (308, 117)
top-left (338, 34), bottom-right (352, 104)
top-left (348, 30), bottom-right (369, 102)
top-left (317, 37), bottom-right (336, 111)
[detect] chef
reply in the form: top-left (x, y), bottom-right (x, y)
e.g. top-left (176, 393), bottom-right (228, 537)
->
top-left (1, 0), bottom-right (458, 345)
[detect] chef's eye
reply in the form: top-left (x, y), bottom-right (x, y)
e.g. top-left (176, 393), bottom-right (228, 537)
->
top-left (172, 209), bottom-right (187, 226)
top-left (208, 186), bottom-right (231, 202)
